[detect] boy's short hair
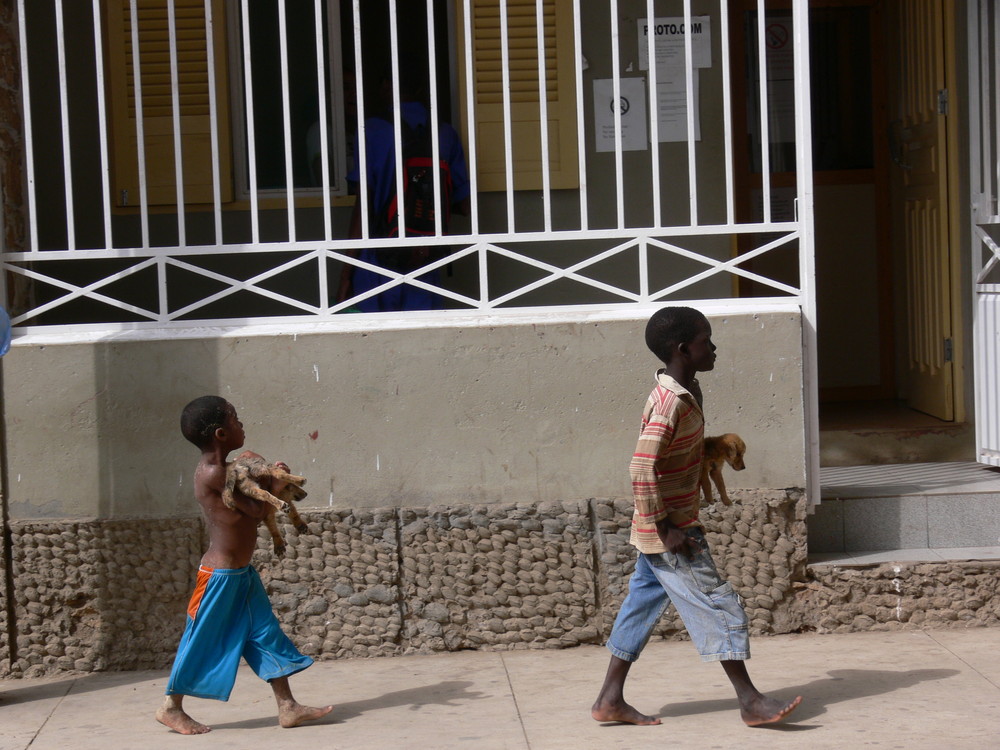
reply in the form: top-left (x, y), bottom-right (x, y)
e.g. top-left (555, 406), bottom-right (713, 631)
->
top-left (645, 306), bottom-right (707, 364)
top-left (181, 395), bottom-right (230, 448)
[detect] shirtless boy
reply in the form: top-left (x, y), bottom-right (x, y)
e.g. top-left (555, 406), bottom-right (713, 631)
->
top-left (591, 307), bottom-right (802, 727)
top-left (156, 395), bottom-right (332, 735)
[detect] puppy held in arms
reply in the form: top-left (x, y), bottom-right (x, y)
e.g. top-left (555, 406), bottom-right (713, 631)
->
top-left (700, 433), bottom-right (746, 506)
top-left (223, 451), bottom-right (308, 556)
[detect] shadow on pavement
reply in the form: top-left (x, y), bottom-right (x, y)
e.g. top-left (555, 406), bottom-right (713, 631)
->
top-left (0, 670), bottom-right (164, 706)
top-left (656, 668), bottom-right (960, 725)
top-left (210, 680), bottom-right (486, 731)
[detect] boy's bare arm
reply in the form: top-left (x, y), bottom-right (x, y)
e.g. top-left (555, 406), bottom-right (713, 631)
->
top-left (197, 460), bottom-right (266, 520)
top-left (225, 491), bottom-right (268, 519)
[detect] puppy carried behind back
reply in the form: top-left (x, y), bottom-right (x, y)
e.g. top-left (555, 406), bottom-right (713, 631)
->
top-left (223, 452), bottom-right (308, 556)
top-left (700, 433), bottom-right (746, 506)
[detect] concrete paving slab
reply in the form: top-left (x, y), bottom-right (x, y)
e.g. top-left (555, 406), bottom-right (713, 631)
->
top-left (0, 674), bottom-right (75, 750)
top-left (924, 628), bottom-right (1000, 688)
top-left (506, 631), bottom-right (1000, 750)
top-left (4, 629), bottom-right (1000, 750)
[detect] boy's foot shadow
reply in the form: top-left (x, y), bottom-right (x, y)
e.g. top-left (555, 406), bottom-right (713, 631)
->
top-left (657, 668), bottom-right (959, 727)
top-left (212, 680), bottom-right (485, 730)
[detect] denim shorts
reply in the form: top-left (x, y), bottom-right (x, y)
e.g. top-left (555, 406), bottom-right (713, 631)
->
top-left (606, 529), bottom-right (749, 663)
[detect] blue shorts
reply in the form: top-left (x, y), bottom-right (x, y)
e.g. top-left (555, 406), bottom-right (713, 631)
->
top-left (166, 566), bottom-right (313, 701)
top-left (607, 529), bottom-right (750, 663)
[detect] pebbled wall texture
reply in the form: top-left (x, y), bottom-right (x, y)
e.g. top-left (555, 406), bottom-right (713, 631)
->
top-left (3, 490), bottom-right (808, 677)
top-left (7, 490), bottom-right (999, 679)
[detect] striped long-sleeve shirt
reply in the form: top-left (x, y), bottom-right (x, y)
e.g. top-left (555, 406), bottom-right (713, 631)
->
top-left (628, 370), bottom-right (705, 553)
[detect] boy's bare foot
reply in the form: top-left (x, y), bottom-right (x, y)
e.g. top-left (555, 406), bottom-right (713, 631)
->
top-left (155, 705), bottom-right (211, 735)
top-left (277, 701), bottom-right (334, 728)
top-left (740, 694), bottom-right (802, 727)
top-left (591, 699), bottom-right (662, 725)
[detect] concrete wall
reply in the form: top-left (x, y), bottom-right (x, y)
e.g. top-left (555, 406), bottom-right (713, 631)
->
top-left (1, 309), bottom-right (805, 521)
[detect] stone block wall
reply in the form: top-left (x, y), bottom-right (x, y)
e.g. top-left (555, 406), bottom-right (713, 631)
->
top-left (2, 491), bottom-right (807, 677)
top-left (257, 509), bottom-right (402, 660)
top-left (1, 507), bottom-right (9, 673)
top-left (792, 560), bottom-right (1000, 632)
top-left (8, 519), bottom-right (203, 675)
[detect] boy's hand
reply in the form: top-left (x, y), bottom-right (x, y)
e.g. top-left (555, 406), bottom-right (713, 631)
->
top-left (227, 492), bottom-right (267, 520)
top-left (656, 520), bottom-right (702, 559)
top-left (270, 461), bottom-right (291, 496)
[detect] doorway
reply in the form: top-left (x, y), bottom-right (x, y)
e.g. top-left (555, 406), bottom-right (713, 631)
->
top-left (731, 0), bottom-right (969, 465)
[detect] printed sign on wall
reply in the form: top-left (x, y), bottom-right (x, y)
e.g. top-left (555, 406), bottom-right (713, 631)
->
top-left (637, 16), bottom-right (712, 72)
top-left (593, 78), bottom-right (648, 152)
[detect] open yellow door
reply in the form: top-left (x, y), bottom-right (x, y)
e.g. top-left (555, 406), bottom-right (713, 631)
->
top-left (888, 0), bottom-right (956, 420)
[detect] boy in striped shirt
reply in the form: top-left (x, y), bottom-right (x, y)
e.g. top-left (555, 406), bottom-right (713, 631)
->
top-left (592, 307), bottom-right (801, 727)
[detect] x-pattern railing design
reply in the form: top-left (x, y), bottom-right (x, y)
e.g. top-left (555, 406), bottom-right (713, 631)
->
top-left (974, 224), bottom-right (1000, 287)
top-left (3, 227), bottom-right (801, 328)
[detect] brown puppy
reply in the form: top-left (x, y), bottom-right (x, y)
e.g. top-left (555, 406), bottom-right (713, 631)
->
top-left (700, 433), bottom-right (746, 506)
top-left (223, 452), bottom-right (308, 556)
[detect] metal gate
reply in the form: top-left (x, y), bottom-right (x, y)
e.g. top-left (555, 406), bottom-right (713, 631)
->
top-left (969, 0), bottom-right (1000, 466)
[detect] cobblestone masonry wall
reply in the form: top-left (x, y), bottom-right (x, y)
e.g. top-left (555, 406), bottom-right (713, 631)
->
top-left (20, 490), bottom-right (984, 678)
top-left (1, 498), bottom-right (9, 673)
top-left (7, 519), bottom-right (204, 675)
top-left (790, 560), bottom-right (1000, 632)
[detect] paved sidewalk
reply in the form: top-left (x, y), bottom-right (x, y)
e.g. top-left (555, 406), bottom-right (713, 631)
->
top-left (3, 628), bottom-right (999, 749)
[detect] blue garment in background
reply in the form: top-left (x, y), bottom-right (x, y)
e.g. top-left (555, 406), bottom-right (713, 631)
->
top-left (0, 306), bottom-right (10, 357)
top-left (347, 102), bottom-right (470, 312)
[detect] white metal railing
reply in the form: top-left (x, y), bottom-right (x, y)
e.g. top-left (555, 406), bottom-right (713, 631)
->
top-left (969, 0), bottom-right (1000, 466)
top-left (4, 0), bottom-right (815, 333)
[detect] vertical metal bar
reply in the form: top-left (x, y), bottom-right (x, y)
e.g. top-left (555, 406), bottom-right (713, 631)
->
top-left (683, 0), bottom-right (697, 226)
top-left (980, 3), bottom-right (1000, 212)
top-left (157, 257), bottom-right (168, 322)
top-left (993, 296), bottom-right (999, 459)
top-left (204, 0), bottom-right (224, 244)
top-left (792, 0), bottom-right (818, 506)
top-left (240, 0), bottom-right (260, 244)
top-left (535, 0), bottom-right (552, 232)
top-left (991, 295), bottom-right (997, 458)
top-left (313, 0), bottom-right (330, 307)
top-left (277, 0), bottom-right (296, 242)
top-left (53, 0), bottom-right (75, 250)
top-left (167, 0), bottom-right (186, 246)
top-left (352, 0), bottom-right (370, 240)
top-left (638, 237), bottom-right (649, 301)
top-left (977, 291), bottom-right (983, 460)
top-left (981, 0), bottom-right (989, 209)
top-left (478, 243), bottom-right (489, 308)
top-left (756, 0), bottom-right (772, 222)
top-left (91, 0), bottom-right (113, 249)
top-left (426, 0), bottom-right (444, 236)
top-left (644, 0), bottom-right (661, 228)
top-left (129, 0), bottom-right (150, 248)
top-left (720, 0), bottom-right (735, 225)
top-left (15, 0), bottom-right (38, 251)
top-left (314, 0), bottom-right (332, 242)
top-left (610, 0), bottom-right (624, 229)
top-left (388, 0), bottom-right (407, 238)
top-left (462, 0), bottom-right (479, 236)
top-left (499, 0), bottom-right (515, 231)
top-left (572, 0), bottom-right (587, 231)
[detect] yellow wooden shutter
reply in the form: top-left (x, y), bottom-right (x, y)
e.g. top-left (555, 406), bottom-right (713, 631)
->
top-left (457, 0), bottom-right (579, 191)
top-left (105, 0), bottom-right (232, 206)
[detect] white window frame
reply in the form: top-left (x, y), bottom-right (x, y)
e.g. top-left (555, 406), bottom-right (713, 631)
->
top-left (226, 0), bottom-right (349, 202)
